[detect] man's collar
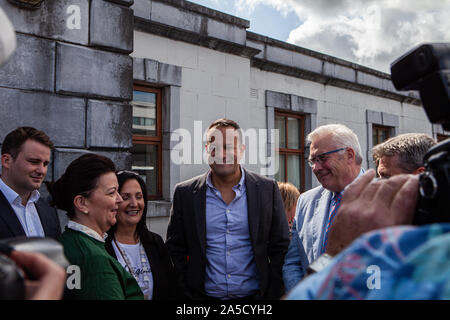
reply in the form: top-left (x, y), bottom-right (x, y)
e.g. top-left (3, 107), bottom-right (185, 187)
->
top-left (0, 176), bottom-right (40, 205)
top-left (206, 166), bottom-right (246, 191)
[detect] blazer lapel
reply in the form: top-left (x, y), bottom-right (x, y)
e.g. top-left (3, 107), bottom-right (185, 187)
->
top-left (0, 190), bottom-right (26, 237)
top-left (244, 169), bottom-right (260, 249)
top-left (35, 199), bottom-right (52, 236)
top-left (312, 189), bottom-right (332, 257)
top-left (193, 173), bottom-right (207, 256)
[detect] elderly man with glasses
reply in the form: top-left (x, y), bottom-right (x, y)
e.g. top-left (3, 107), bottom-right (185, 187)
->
top-left (282, 124), bottom-right (364, 292)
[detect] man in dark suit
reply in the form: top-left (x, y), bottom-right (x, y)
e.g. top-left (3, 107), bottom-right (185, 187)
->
top-left (166, 118), bottom-right (289, 300)
top-left (0, 127), bottom-right (61, 240)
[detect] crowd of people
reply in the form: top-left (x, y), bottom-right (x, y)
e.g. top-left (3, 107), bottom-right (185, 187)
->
top-left (0, 118), bottom-right (444, 300)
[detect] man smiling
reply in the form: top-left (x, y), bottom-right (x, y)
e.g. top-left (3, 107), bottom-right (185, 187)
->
top-left (283, 124), bottom-right (364, 292)
top-left (0, 127), bottom-right (61, 240)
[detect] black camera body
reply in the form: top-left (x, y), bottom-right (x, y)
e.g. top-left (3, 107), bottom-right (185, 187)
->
top-left (391, 43), bottom-right (450, 225)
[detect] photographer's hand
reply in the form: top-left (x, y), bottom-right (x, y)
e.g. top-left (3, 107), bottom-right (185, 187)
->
top-left (9, 250), bottom-right (66, 300)
top-left (326, 169), bottom-right (419, 256)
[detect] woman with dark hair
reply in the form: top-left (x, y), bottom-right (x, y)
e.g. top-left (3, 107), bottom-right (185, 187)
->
top-left (105, 170), bottom-right (174, 300)
top-left (47, 154), bottom-right (143, 300)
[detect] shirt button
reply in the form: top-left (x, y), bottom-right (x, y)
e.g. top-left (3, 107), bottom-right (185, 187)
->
top-left (226, 209), bottom-right (230, 213)
top-left (227, 251), bottom-right (230, 256)
top-left (227, 274), bottom-right (231, 279)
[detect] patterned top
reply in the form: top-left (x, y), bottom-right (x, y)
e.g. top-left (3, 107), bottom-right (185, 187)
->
top-left (286, 223), bottom-right (450, 300)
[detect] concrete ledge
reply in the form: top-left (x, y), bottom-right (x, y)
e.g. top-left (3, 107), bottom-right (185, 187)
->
top-left (147, 200), bottom-right (171, 217)
top-left (248, 31), bottom-right (422, 105)
top-left (135, 18), bottom-right (260, 59)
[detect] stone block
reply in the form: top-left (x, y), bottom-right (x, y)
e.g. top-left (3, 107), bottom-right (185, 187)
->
top-left (53, 148), bottom-right (132, 180)
top-left (159, 62), bottom-right (182, 86)
top-left (133, 57), bottom-right (145, 81)
top-left (382, 112), bottom-right (399, 127)
top-left (266, 46), bottom-right (293, 66)
top-left (87, 100), bottom-right (133, 148)
top-left (265, 90), bottom-right (290, 110)
top-left (90, 0), bottom-right (134, 53)
top-left (52, 149), bottom-right (92, 181)
top-left (0, 0), bottom-right (89, 45)
top-left (100, 150), bottom-right (132, 171)
top-left (291, 95), bottom-right (318, 114)
top-left (0, 88), bottom-right (85, 148)
top-left (0, 34), bottom-right (54, 92)
top-left (150, 1), bottom-right (202, 33)
top-left (145, 59), bottom-right (159, 83)
top-left (162, 86), bottom-right (181, 132)
top-left (56, 43), bottom-right (133, 100)
top-left (323, 62), bottom-right (356, 83)
top-left (147, 200), bottom-right (171, 217)
top-left (366, 110), bottom-right (382, 124)
top-left (132, 0), bottom-right (151, 19)
top-left (292, 52), bottom-right (322, 74)
top-left (207, 18), bottom-right (246, 45)
top-left (357, 71), bottom-right (383, 90)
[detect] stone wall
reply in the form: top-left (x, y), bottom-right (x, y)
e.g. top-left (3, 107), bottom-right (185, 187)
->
top-left (0, 0), bottom-right (135, 227)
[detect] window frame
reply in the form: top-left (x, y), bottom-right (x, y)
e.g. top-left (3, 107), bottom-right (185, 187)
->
top-left (372, 124), bottom-right (392, 146)
top-left (131, 85), bottom-right (163, 200)
top-left (274, 110), bottom-right (306, 192)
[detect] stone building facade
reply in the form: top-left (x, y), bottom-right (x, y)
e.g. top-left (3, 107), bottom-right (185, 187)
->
top-left (0, 0), bottom-right (446, 238)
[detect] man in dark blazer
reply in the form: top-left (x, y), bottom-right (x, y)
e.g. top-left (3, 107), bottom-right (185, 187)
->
top-left (0, 127), bottom-right (61, 240)
top-left (166, 118), bottom-right (289, 300)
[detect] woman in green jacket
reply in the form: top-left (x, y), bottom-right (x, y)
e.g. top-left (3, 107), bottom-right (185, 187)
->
top-left (47, 153), bottom-right (144, 300)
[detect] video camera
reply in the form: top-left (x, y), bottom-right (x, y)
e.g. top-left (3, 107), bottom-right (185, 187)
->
top-left (391, 43), bottom-right (450, 224)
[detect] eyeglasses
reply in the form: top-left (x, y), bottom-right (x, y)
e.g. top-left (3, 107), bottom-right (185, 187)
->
top-left (308, 148), bottom-right (346, 167)
top-left (116, 170), bottom-right (139, 176)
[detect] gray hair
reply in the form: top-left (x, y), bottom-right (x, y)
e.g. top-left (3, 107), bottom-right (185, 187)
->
top-left (372, 133), bottom-right (436, 172)
top-left (307, 124), bottom-right (363, 165)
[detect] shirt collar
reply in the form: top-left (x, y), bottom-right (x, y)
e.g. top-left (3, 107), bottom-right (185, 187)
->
top-left (339, 168), bottom-right (366, 197)
top-left (0, 176), bottom-right (40, 205)
top-left (67, 220), bottom-right (107, 243)
top-left (206, 166), bottom-right (246, 191)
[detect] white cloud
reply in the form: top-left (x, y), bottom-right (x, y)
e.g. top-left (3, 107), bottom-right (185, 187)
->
top-left (236, 0), bottom-right (450, 72)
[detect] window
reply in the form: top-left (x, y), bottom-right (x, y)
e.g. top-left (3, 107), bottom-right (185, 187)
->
top-left (274, 111), bottom-right (305, 191)
top-left (131, 85), bottom-right (162, 199)
top-left (372, 124), bottom-right (391, 146)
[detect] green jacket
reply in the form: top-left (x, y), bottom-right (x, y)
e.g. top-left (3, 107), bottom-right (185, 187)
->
top-left (60, 228), bottom-right (144, 300)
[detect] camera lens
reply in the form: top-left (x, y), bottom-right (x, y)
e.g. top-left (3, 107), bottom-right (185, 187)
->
top-left (419, 171), bottom-right (438, 199)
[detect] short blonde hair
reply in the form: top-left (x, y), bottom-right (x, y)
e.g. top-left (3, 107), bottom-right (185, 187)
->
top-left (277, 182), bottom-right (300, 210)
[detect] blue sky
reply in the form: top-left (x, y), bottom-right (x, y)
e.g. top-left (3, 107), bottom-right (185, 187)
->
top-left (187, 0), bottom-right (450, 73)
top-left (189, 0), bottom-right (301, 42)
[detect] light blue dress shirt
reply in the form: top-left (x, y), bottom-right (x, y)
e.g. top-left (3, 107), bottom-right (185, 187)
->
top-left (204, 169), bottom-right (260, 299)
top-left (0, 177), bottom-right (45, 237)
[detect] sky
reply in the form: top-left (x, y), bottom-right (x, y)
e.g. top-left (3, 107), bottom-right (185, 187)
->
top-left (188, 0), bottom-right (450, 73)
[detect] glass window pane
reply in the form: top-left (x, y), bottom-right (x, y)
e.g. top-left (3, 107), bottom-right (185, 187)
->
top-left (287, 154), bottom-right (301, 190)
top-left (132, 90), bottom-right (157, 136)
top-left (275, 116), bottom-right (286, 148)
top-left (131, 144), bottom-right (159, 196)
top-left (275, 154), bottom-right (285, 182)
top-left (287, 117), bottom-right (300, 149)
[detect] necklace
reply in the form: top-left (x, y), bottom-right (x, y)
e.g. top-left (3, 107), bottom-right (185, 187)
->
top-left (113, 238), bottom-right (152, 298)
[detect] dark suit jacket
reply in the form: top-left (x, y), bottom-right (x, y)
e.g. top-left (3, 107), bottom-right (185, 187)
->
top-left (166, 168), bottom-right (290, 300)
top-left (0, 190), bottom-right (61, 240)
top-left (105, 229), bottom-right (175, 300)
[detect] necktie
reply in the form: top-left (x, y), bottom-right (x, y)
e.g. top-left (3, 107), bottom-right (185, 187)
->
top-left (321, 192), bottom-right (342, 253)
